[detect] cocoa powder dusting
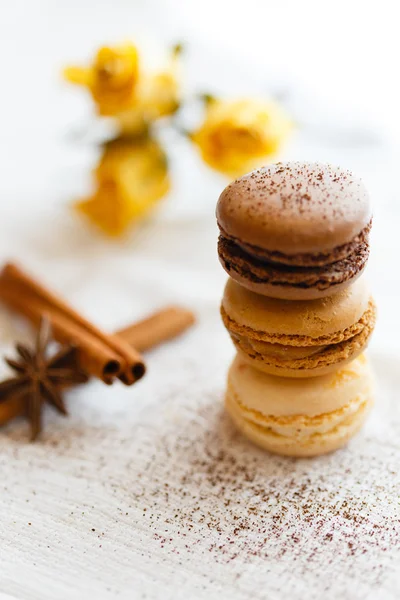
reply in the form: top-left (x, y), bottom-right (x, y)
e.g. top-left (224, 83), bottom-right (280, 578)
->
top-left (103, 371), bottom-right (400, 597)
top-left (0, 348), bottom-right (398, 599)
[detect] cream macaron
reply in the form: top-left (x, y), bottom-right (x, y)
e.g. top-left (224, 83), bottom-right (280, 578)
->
top-left (221, 276), bottom-right (376, 378)
top-left (225, 354), bottom-right (374, 457)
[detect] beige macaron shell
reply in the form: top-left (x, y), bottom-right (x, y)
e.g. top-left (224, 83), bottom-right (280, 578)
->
top-left (222, 276), bottom-right (370, 341)
top-left (226, 355), bottom-right (374, 457)
top-left (226, 390), bottom-right (373, 458)
top-left (217, 162), bottom-right (372, 255)
top-left (228, 354), bottom-right (372, 417)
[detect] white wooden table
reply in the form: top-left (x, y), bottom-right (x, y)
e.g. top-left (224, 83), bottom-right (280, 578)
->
top-left (1, 2), bottom-right (400, 598)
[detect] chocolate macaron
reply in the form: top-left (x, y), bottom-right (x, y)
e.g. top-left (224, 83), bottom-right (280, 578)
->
top-left (217, 162), bottom-right (372, 300)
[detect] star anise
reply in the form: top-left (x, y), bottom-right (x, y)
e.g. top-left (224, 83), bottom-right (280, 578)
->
top-left (0, 319), bottom-right (88, 440)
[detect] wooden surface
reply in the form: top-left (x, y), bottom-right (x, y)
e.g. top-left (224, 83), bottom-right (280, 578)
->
top-left (0, 2), bottom-right (400, 599)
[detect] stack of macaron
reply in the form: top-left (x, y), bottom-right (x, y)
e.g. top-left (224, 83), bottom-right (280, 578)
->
top-left (217, 162), bottom-right (376, 457)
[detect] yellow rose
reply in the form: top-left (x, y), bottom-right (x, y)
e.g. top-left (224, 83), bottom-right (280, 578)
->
top-left (64, 43), bottom-right (140, 117)
top-left (191, 98), bottom-right (292, 176)
top-left (117, 45), bottom-right (181, 134)
top-left (141, 72), bottom-right (180, 119)
top-left (64, 43), bottom-right (181, 130)
top-left (74, 135), bottom-right (170, 237)
top-left (116, 71), bottom-right (179, 135)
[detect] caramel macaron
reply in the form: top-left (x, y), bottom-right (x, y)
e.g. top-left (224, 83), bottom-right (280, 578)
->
top-left (221, 277), bottom-right (376, 378)
top-left (217, 162), bottom-right (372, 300)
top-left (226, 354), bottom-right (374, 457)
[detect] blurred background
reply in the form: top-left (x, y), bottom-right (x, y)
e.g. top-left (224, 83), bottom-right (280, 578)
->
top-left (0, 0), bottom-right (399, 353)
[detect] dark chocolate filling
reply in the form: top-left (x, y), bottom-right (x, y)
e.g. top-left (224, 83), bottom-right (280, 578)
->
top-left (219, 219), bottom-right (372, 268)
top-left (218, 236), bottom-right (369, 290)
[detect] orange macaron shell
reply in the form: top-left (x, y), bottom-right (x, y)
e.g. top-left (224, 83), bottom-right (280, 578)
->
top-left (221, 277), bottom-right (376, 378)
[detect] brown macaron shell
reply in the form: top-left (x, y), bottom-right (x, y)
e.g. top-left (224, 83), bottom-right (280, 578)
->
top-left (217, 162), bottom-right (372, 300)
top-left (221, 277), bottom-right (376, 378)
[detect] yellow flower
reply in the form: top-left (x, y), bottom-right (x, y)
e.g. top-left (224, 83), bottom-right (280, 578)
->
top-left (191, 98), bottom-right (292, 177)
top-left (141, 71), bottom-right (180, 118)
top-left (117, 45), bottom-right (181, 134)
top-left (64, 43), bottom-right (181, 130)
top-left (74, 136), bottom-right (170, 237)
top-left (64, 43), bottom-right (140, 116)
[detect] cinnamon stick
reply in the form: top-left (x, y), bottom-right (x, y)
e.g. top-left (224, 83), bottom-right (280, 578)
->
top-left (117, 306), bottom-right (195, 352)
top-left (0, 305), bottom-right (195, 427)
top-left (0, 285), bottom-right (120, 384)
top-left (0, 263), bottom-right (145, 385)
